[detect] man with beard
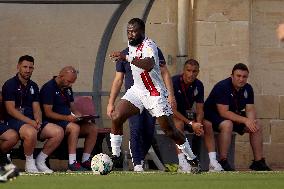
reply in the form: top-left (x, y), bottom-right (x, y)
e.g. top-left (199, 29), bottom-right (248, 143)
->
top-left (40, 66), bottom-right (97, 171)
top-left (109, 18), bottom-right (202, 173)
top-left (203, 63), bottom-right (271, 171)
top-left (107, 47), bottom-right (175, 172)
top-left (2, 55), bottom-right (64, 173)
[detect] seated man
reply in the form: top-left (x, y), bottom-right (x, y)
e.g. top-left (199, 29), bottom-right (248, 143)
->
top-left (203, 63), bottom-right (271, 171)
top-left (2, 55), bottom-right (64, 173)
top-left (40, 66), bottom-right (97, 171)
top-left (172, 59), bottom-right (223, 172)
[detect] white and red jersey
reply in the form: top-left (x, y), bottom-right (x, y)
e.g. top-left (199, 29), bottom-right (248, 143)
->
top-left (128, 37), bottom-right (167, 96)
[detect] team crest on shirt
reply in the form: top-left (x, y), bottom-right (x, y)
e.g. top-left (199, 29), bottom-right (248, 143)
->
top-left (30, 86), bottom-right (34, 94)
top-left (67, 89), bottom-right (72, 96)
top-left (136, 50), bottom-right (142, 59)
top-left (194, 87), bottom-right (198, 96)
top-left (244, 90), bottom-right (248, 99)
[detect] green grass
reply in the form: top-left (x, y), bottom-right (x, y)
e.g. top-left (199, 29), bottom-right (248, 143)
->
top-left (1, 171), bottom-right (284, 189)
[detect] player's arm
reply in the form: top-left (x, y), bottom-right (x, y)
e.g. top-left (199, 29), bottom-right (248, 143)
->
top-left (245, 104), bottom-right (259, 132)
top-left (195, 102), bottom-right (204, 123)
top-left (107, 72), bottom-right (124, 118)
top-left (32, 101), bottom-right (42, 129)
top-left (5, 101), bottom-right (37, 126)
top-left (42, 104), bottom-right (76, 122)
top-left (130, 57), bottom-right (154, 72)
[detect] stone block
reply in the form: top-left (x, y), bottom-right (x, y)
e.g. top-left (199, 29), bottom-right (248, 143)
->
top-left (255, 95), bottom-right (279, 119)
top-left (194, 21), bottom-right (216, 46)
top-left (234, 142), bottom-right (252, 169)
top-left (147, 0), bottom-right (177, 24)
top-left (264, 143), bottom-right (284, 169)
top-left (270, 120), bottom-right (284, 143)
top-left (195, 0), bottom-right (249, 21)
top-left (259, 119), bottom-right (271, 144)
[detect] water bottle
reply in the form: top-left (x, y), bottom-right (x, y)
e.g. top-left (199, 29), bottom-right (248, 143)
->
top-left (123, 151), bottom-right (129, 171)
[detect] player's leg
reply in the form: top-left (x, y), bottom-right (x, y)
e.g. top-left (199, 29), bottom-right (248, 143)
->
top-left (217, 120), bottom-right (235, 171)
top-left (203, 119), bottom-right (223, 172)
top-left (18, 123), bottom-right (39, 173)
top-left (128, 113), bottom-right (144, 171)
top-left (78, 121), bottom-right (97, 170)
top-left (110, 99), bottom-right (140, 157)
top-left (156, 115), bottom-right (201, 173)
top-left (36, 123), bottom-right (64, 173)
top-left (173, 117), bottom-right (191, 172)
top-left (141, 110), bottom-right (156, 158)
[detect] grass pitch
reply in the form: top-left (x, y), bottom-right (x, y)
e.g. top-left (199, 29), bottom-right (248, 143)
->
top-left (1, 171), bottom-right (284, 189)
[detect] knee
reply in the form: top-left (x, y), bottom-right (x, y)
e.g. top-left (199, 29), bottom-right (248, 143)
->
top-left (112, 111), bottom-right (125, 125)
top-left (54, 126), bottom-right (65, 140)
top-left (21, 126), bottom-right (37, 141)
top-left (219, 120), bottom-right (233, 133)
top-left (67, 123), bottom-right (80, 135)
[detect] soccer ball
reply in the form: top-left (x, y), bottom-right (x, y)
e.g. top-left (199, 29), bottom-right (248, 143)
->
top-left (91, 153), bottom-right (113, 175)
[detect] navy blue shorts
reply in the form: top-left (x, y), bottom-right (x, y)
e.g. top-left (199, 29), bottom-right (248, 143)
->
top-left (204, 111), bottom-right (246, 135)
top-left (52, 120), bottom-right (70, 129)
top-left (6, 118), bottom-right (48, 133)
top-left (0, 123), bottom-right (9, 135)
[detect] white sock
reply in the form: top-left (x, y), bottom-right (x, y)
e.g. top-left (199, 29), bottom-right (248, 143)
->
top-left (176, 138), bottom-right (196, 160)
top-left (25, 154), bottom-right (34, 162)
top-left (110, 133), bottom-right (122, 156)
top-left (36, 151), bottom-right (48, 163)
top-left (69, 154), bottom-right (76, 165)
top-left (208, 152), bottom-right (217, 164)
top-left (82, 153), bottom-right (91, 163)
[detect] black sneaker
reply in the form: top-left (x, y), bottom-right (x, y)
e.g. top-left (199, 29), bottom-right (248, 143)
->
top-left (249, 158), bottom-right (272, 171)
top-left (111, 155), bottom-right (123, 169)
top-left (219, 159), bottom-right (235, 171)
top-left (188, 158), bottom-right (201, 174)
top-left (68, 161), bottom-right (87, 171)
top-left (0, 163), bottom-right (19, 182)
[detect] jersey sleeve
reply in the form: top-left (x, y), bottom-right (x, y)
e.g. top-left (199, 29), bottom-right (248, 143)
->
top-left (245, 84), bottom-right (254, 104)
top-left (2, 81), bottom-right (16, 101)
top-left (195, 82), bottom-right (204, 103)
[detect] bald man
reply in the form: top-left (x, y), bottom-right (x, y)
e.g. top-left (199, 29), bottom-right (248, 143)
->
top-left (40, 66), bottom-right (97, 171)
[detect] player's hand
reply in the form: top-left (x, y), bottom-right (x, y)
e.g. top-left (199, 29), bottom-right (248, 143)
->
top-left (109, 51), bottom-right (126, 62)
top-left (107, 103), bottom-right (115, 119)
top-left (167, 95), bottom-right (177, 110)
top-left (66, 114), bottom-right (77, 122)
top-left (244, 118), bottom-right (259, 133)
top-left (29, 120), bottom-right (40, 130)
top-left (192, 122), bottom-right (204, 136)
top-left (277, 23), bottom-right (284, 41)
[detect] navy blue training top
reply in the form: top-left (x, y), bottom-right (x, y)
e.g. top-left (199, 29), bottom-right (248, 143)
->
top-left (40, 77), bottom-right (74, 117)
top-left (172, 74), bottom-right (204, 116)
top-left (2, 74), bottom-right (40, 120)
top-left (204, 77), bottom-right (254, 115)
top-left (116, 47), bottom-right (166, 90)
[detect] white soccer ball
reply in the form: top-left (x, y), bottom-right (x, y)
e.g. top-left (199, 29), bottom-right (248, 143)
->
top-left (91, 153), bottom-right (113, 175)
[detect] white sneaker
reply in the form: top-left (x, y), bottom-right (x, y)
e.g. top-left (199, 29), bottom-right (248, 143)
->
top-left (134, 165), bottom-right (144, 172)
top-left (209, 161), bottom-right (224, 172)
top-left (178, 159), bottom-right (191, 173)
top-left (36, 161), bottom-right (53, 173)
top-left (25, 159), bottom-right (40, 173)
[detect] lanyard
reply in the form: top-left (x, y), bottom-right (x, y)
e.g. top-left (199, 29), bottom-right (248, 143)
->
top-left (232, 87), bottom-right (241, 114)
top-left (18, 83), bottom-right (30, 108)
top-left (180, 75), bottom-right (193, 110)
